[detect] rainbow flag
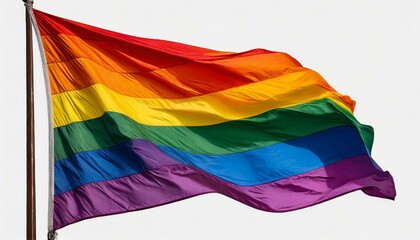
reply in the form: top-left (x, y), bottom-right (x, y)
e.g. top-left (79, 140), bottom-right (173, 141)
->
top-left (32, 9), bottom-right (395, 230)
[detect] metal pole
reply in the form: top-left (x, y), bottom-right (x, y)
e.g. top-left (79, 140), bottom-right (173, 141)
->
top-left (24, 0), bottom-right (36, 240)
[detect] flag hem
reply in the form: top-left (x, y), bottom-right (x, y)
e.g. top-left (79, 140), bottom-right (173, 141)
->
top-left (29, 7), bottom-right (56, 233)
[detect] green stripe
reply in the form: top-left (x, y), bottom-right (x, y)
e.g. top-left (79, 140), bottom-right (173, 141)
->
top-left (54, 98), bottom-right (373, 161)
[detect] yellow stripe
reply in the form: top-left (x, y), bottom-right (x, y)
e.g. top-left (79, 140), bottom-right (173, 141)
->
top-left (52, 70), bottom-right (354, 127)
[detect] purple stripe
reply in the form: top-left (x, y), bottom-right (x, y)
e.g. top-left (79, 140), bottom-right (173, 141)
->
top-left (53, 155), bottom-right (395, 229)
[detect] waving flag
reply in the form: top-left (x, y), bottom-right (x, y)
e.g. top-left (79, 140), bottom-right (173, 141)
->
top-left (31, 9), bottom-right (395, 230)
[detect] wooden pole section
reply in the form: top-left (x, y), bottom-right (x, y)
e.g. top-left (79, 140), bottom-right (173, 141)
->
top-left (24, 0), bottom-right (36, 240)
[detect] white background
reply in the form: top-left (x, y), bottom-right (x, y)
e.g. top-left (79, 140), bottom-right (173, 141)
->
top-left (1, 0), bottom-right (419, 239)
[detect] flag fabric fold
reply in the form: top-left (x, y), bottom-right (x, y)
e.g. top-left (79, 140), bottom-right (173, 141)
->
top-left (32, 9), bottom-right (395, 230)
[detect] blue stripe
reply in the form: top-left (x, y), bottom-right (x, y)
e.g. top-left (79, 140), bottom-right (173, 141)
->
top-left (54, 126), bottom-right (368, 195)
top-left (158, 126), bottom-right (368, 185)
top-left (54, 143), bottom-right (146, 195)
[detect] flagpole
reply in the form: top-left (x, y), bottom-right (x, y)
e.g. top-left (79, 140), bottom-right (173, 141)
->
top-left (24, 0), bottom-right (36, 240)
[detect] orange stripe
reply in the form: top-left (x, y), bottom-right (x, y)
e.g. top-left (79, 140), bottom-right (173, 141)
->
top-left (43, 34), bottom-right (304, 97)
